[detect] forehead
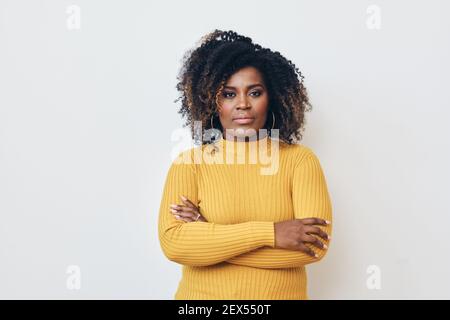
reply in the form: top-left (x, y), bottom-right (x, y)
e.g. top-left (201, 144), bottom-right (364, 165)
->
top-left (225, 66), bottom-right (264, 86)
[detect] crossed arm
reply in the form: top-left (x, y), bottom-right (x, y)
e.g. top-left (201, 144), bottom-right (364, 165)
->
top-left (158, 149), bottom-right (332, 269)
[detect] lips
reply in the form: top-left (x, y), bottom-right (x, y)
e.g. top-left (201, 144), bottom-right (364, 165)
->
top-left (233, 116), bottom-right (255, 124)
top-left (232, 115), bottom-right (255, 120)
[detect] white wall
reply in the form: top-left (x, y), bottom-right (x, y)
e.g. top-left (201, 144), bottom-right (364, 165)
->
top-left (1, 0), bottom-right (449, 299)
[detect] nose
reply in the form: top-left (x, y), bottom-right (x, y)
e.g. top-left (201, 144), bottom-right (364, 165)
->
top-left (236, 95), bottom-right (251, 110)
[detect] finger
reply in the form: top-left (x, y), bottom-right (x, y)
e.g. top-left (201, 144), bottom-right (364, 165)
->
top-left (312, 237), bottom-right (326, 250)
top-left (301, 218), bottom-right (328, 226)
top-left (180, 195), bottom-right (197, 208)
top-left (299, 243), bottom-right (318, 258)
top-left (303, 234), bottom-right (326, 250)
top-left (300, 218), bottom-right (330, 226)
top-left (176, 206), bottom-right (200, 215)
top-left (174, 214), bottom-right (194, 223)
top-left (170, 209), bottom-right (197, 219)
top-left (304, 226), bottom-right (329, 240)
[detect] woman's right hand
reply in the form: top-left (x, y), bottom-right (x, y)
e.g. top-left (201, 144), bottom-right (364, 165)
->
top-left (274, 218), bottom-right (331, 258)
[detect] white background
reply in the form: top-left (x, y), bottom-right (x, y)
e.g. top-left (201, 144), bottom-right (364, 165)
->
top-left (1, 0), bottom-right (449, 299)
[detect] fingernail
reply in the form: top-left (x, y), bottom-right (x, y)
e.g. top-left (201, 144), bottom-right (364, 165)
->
top-left (323, 244), bottom-right (328, 249)
top-left (170, 209), bottom-right (178, 213)
top-left (325, 220), bottom-right (331, 225)
top-left (174, 215), bottom-right (180, 219)
top-left (314, 253), bottom-right (319, 258)
top-left (170, 204), bottom-right (178, 208)
top-left (328, 236), bottom-right (332, 240)
top-left (180, 195), bottom-right (187, 200)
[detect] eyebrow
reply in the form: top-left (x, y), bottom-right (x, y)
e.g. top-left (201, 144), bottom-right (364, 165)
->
top-left (223, 83), bottom-right (265, 90)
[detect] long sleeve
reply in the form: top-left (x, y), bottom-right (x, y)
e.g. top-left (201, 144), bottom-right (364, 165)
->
top-left (158, 149), bottom-right (275, 267)
top-left (226, 149), bottom-right (333, 269)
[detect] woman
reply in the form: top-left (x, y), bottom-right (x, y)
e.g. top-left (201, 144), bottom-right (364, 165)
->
top-left (158, 29), bottom-right (332, 300)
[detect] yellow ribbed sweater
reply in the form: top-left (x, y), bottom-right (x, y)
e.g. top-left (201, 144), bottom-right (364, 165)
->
top-left (158, 134), bottom-right (333, 300)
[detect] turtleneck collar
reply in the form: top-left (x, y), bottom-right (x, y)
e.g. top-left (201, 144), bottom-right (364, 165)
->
top-left (204, 133), bottom-right (278, 164)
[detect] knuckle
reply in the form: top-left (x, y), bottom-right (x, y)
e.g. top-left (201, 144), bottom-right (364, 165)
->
top-left (294, 239), bottom-right (302, 248)
top-left (298, 233), bottom-right (306, 242)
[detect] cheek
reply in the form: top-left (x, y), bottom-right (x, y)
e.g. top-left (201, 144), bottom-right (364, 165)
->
top-left (219, 104), bottom-right (234, 119)
top-left (254, 97), bottom-right (270, 114)
top-left (260, 94), bottom-right (270, 108)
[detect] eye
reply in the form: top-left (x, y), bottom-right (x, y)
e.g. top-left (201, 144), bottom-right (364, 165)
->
top-left (250, 90), bottom-right (262, 97)
top-left (223, 91), bottom-right (235, 99)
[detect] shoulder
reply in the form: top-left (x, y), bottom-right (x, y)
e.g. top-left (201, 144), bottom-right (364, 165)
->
top-left (171, 143), bottom-right (205, 164)
top-left (277, 140), bottom-right (321, 168)
top-left (279, 141), bottom-right (315, 159)
top-left (165, 146), bottom-right (202, 176)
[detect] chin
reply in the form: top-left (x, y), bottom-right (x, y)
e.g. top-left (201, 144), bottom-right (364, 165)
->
top-left (231, 126), bottom-right (260, 138)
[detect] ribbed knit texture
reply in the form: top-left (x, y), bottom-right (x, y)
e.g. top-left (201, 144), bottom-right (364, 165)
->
top-left (158, 134), bottom-right (333, 300)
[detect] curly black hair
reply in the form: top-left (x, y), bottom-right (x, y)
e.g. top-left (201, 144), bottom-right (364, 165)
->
top-left (174, 29), bottom-right (312, 145)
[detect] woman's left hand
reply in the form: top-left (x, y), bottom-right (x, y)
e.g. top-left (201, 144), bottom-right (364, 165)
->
top-left (169, 195), bottom-right (207, 222)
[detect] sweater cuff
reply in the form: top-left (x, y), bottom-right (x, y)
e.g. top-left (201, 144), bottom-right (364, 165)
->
top-left (250, 221), bottom-right (275, 248)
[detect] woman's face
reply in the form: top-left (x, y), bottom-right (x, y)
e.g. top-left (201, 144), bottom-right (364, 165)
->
top-left (217, 66), bottom-right (269, 140)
